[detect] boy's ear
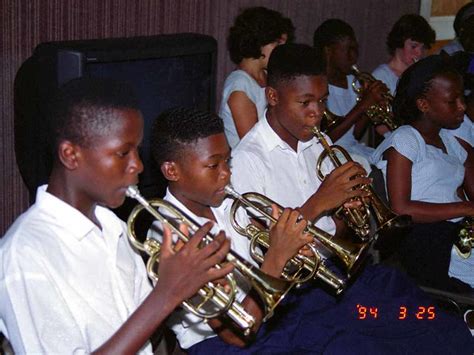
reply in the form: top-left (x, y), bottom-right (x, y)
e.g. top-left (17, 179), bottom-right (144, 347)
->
top-left (161, 161), bottom-right (180, 181)
top-left (266, 86), bottom-right (279, 106)
top-left (57, 140), bottom-right (80, 170)
top-left (416, 97), bottom-right (429, 113)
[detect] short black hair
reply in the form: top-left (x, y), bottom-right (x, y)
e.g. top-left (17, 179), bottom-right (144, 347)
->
top-left (393, 55), bottom-right (461, 123)
top-left (228, 6), bottom-right (295, 64)
top-left (454, 2), bottom-right (474, 37)
top-left (312, 19), bottom-right (355, 58)
top-left (151, 107), bottom-right (224, 166)
top-left (49, 77), bottom-right (139, 155)
top-left (386, 14), bottom-right (435, 56)
top-left (267, 43), bottom-right (326, 88)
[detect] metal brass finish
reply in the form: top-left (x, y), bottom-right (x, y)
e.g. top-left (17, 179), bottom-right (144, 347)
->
top-left (126, 186), bottom-right (294, 332)
top-left (225, 186), bottom-right (370, 292)
top-left (455, 217), bottom-right (474, 259)
top-left (351, 64), bottom-right (400, 131)
top-left (312, 127), bottom-right (412, 242)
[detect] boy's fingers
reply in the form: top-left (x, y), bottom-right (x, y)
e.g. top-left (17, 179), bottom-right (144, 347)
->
top-left (202, 237), bottom-right (231, 268)
top-left (208, 263), bottom-right (234, 282)
top-left (161, 224), bottom-right (174, 256)
top-left (187, 222), bottom-right (213, 249)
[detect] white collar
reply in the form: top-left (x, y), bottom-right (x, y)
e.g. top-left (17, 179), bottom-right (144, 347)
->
top-left (35, 185), bottom-right (123, 242)
top-left (260, 114), bottom-right (315, 154)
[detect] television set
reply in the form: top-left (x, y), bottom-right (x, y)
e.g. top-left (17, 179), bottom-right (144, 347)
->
top-left (14, 33), bottom-right (217, 215)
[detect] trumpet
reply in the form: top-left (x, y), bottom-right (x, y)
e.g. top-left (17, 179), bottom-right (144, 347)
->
top-left (225, 186), bottom-right (368, 290)
top-left (320, 110), bottom-right (343, 133)
top-left (312, 127), bottom-right (412, 242)
top-left (454, 217), bottom-right (474, 259)
top-left (351, 64), bottom-right (400, 131)
top-left (126, 185), bottom-right (295, 335)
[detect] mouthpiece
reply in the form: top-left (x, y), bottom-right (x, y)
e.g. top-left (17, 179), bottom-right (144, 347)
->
top-left (126, 185), bottom-right (140, 198)
top-left (224, 185), bottom-right (240, 199)
top-left (126, 185), bottom-right (149, 206)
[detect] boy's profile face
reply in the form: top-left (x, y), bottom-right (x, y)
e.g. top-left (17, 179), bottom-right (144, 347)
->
top-left (268, 74), bottom-right (328, 144)
top-left (326, 35), bottom-right (358, 75)
top-left (169, 133), bottom-right (231, 210)
top-left (74, 108), bottom-right (144, 209)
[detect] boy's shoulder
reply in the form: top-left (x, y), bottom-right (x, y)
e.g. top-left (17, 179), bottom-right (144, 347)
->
top-left (232, 120), bottom-right (271, 158)
top-left (1, 203), bottom-right (53, 263)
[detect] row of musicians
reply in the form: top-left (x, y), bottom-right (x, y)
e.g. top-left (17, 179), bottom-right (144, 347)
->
top-left (2, 39), bottom-right (474, 353)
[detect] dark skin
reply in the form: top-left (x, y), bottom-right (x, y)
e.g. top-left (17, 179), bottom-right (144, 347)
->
top-left (161, 133), bottom-right (312, 347)
top-left (265, 74), bottom-right (371, 233)
top-left (323, 35), bottom-right (389, 141)
top-left (47, 108), bottom-right (233, 354)
top-left (385, 73), bottom-right (474, 223)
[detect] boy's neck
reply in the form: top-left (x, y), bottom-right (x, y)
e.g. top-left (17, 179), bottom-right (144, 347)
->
top-left (169, 186), bottom-right (217, 222)
top-left (266, 110), bottom-right (299, 151)
top-left (47, 169), bottom-right (100, 227)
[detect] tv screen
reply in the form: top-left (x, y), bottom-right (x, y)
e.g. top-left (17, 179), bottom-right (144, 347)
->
top-left (15, 34), bottom-right (217, 208)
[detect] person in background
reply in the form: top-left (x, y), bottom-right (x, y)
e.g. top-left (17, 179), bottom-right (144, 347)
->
top-left (313, 19), bottom-right (387, 164)
top-left (219, 6), bottom-right (294, 149)
top-left (372, 14), bottom-right (435, 96)
top-left (440, 2), bottom-right (474, 55)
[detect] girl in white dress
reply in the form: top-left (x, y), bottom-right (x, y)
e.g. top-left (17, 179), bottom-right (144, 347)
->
top-left (372, 55), bottom-right (474, 292)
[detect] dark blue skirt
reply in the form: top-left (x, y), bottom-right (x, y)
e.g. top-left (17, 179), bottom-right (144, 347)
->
top-left (188, 264), bottom-right (474, 354)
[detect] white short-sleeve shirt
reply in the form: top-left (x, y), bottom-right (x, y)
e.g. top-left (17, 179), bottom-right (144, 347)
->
top-left (0, 185), bottom-right (153, 354)
top-left (327, 75), bottom-right (375, 160)
top-left (371, 125), bottom-right (474, 287)
top-left (371, 125), bottom-right (467, 216)
top-left (149, 189), bottom-right (256, 349)
top-left (372, 63), bottom-right (399, 96)
top-left (231, 116), bottom-right (337, 237)
top-left (219, 70), bottom-right (267, 149)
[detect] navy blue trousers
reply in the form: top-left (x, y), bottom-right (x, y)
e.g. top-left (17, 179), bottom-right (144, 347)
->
top-left (189, 264), bottom-right (474, 354)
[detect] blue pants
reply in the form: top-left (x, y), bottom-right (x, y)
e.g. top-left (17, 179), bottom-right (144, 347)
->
top-left (189, 265), bottom-right (474, 354)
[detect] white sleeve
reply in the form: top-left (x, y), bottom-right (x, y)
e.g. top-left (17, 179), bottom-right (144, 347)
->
top-left (1, 248), bottom-right (89, 354)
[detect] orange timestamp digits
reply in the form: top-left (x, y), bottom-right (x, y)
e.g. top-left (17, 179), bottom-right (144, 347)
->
top-left (356, 304), bottom-right (436, 320)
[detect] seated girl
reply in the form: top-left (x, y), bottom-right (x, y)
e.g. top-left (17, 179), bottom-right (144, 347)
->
top-left (219, 6), bottom-right (293, 148)
top-left (371, 55), bottom-right (474, 292)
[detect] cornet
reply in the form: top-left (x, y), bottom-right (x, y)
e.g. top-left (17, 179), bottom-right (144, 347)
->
top-left (312, 127), bottom-right (412, 242)
top-left (351, 64), bottom-right (400, 131)
top-left (454, 217), bottom-right (474, 259)
top-left (126, 186), bottom-right (294, 335)
top-left (225, 186), bottom-right (369, 291)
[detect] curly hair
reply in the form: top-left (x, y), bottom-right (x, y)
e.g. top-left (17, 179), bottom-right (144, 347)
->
top-left (49, 77), bottom-right (139, 154)
top-left (227, 6), bottom-right (295, 64)
top-left (267, 43), bottom-right (326, 88)
top-left (393, 55), bottom-right (461, 123)
top-left (312, 19), bottom-right (355, 59)
top-left (151, 107), bottom-right (224, 166)
top-left (386, 14), bottom-right (435, 56)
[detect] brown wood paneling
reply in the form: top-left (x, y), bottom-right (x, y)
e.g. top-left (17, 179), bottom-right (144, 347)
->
top-left (0, 0), bottom-right (419, 235)
top-left (431, 0), bottom-right (470, 17)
